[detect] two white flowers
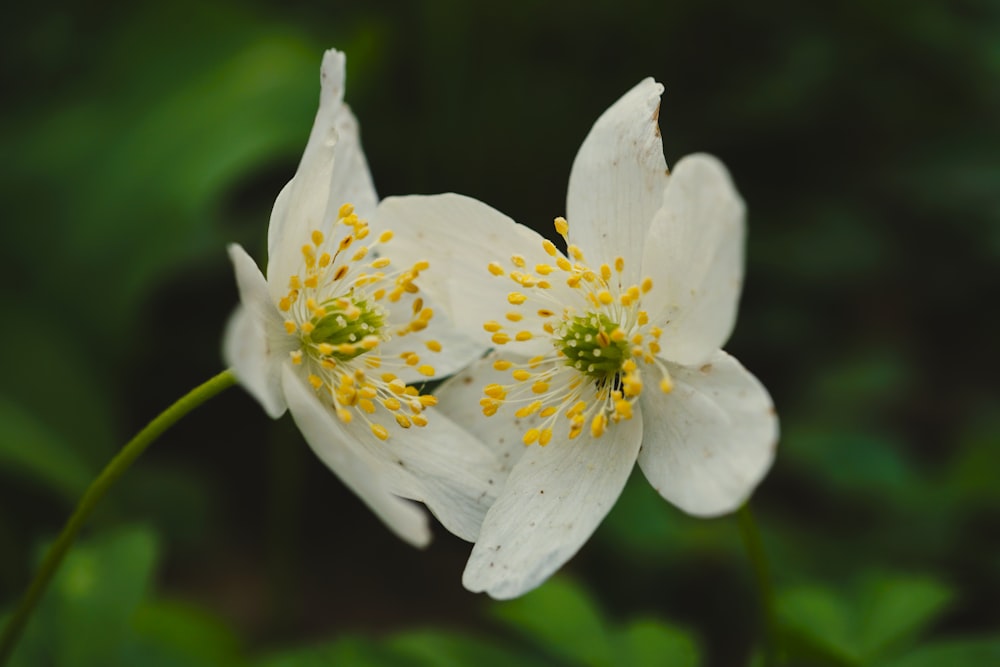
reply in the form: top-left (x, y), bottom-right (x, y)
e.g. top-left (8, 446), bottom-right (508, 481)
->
top-left (224, 48), bottom-right (778, 599)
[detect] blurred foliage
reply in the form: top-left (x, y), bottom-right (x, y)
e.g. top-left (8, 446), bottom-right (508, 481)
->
top-left (1, 0), bottom-right (998, 665)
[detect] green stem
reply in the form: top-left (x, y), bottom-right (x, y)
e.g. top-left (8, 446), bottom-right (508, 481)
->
top-left (0, 369), bottom-right (237, 665)
top-left (738, 502), bottom-right (780, 666)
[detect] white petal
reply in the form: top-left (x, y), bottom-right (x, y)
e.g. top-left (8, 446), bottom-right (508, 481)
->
top-left (379, 293), bottom-right (487, 384)
top-left (376, 193), bottom-right (569, 355)
top-left (280, 364), bottom-right (431, 547)
top-left (224, 244), bottom-right (288, 418)
top-left (566, 78), bottom-right (669, 286)
top-left (463, 410), bottom-right (643, 599)
top-left (266, 49), bottom-right (349, 298)
top-left (228, 244), bottom-right (280, 330)
top-left (641, 154), bottom-right (746, 365)
top-left (637, 350), bottom-right (777, 517)
top-left (434, 354), bottom-right (536, 478)
top-left (222, 306), bottom-right (286, 418)
top-left (326, 104), bottom-right (378, 220)
top-left (362, 411), bottom-right (503, 542)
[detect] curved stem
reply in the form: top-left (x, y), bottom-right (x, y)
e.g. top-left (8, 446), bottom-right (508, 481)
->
top-left (738, 502), bottom-right (780, 666)
top-left (0, 369), bottom-right (237, 665)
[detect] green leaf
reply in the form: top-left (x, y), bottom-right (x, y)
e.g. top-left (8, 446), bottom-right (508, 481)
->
top-left (0, 396), bottom-right (94, 504)
top-left (777, 574), bottom-right (955, 666)
top-left (614, 618), bottom-right (700, 667)
top-left (873, 638), bottom-right (1000, 667)
top-left (598, 471), bottom-right (738, 560)
top-left (388, 630), bottom-right (550, 667)
top-left (492, 576), bottom-right (614, 667)
top-left (782, 427), bottom-right (917, 503)
top-left (51, 526), bottom-right (159, 667)
top-left (857, 574), bottom-right (954, 661)
top-left (255, 636), bottom-right (407, 667)
top-left (0, 315), bottom-right (117, 466)
top-left (4, 525), bottom-right (159, 667)
top-left (778, 585), bottom-right (857, 665)
top-left (125, 599), bottom-right (244, 667)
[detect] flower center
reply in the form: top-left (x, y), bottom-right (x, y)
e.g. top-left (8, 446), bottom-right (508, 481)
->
top-left (306, 296), bottom-right (385, 361)
top-left (277, 203), bottom-right (440, 440)
top-left (479, 216), bottom-right (673, 444)
top-left (555, 312), bottom-right (630, 380)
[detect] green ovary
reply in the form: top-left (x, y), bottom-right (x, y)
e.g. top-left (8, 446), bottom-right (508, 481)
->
top-left (557, 312), bottom-right (627, 380)
top-left (308, 297), bottom-right (385, 361)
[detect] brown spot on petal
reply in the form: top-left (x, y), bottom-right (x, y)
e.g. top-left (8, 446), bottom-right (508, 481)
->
top-left (699, 363), bottom-right (713, 373)
top-left (653, 103), bottom-right (661, 137)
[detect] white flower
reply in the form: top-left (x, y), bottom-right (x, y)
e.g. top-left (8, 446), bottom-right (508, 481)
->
top-left (376, 79), bottom-right (778, 597)
top-left (223, 49), bottom-right (499, 548)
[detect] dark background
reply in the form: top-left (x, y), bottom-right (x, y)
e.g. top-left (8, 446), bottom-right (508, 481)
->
top-left (1, 1), bottom-right (998, 665)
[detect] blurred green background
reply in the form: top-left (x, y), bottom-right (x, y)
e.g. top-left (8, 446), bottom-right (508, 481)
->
top-left (2, 1), bottom-right (998, 665)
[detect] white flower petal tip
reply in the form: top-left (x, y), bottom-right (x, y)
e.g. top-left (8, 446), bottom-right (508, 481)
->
top-left (462, 413), bottom-right (643, 600)
top-left (638, 351), bottom-right (778, 518)
top-left (566, 78), bottom-right (669, 284)
top-left (320, 49), bottom-right (347, 100)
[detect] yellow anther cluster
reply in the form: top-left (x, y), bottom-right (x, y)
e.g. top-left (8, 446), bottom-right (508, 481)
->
top-left (479, 215), bottom-right (676, 445)
top-left (276, 202), bottom-right (445, 442)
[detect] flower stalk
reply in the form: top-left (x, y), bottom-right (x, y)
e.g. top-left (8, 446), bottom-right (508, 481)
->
top-left (0, 369), bottom-right (236, 666)
top-left (737, 502), bottom-right (780, 666)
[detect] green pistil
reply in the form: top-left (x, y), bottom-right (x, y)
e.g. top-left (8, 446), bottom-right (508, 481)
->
top-left (557, 312), bottom-right (628, 380)
top-left (309, 297), bottom-right (384, 361)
